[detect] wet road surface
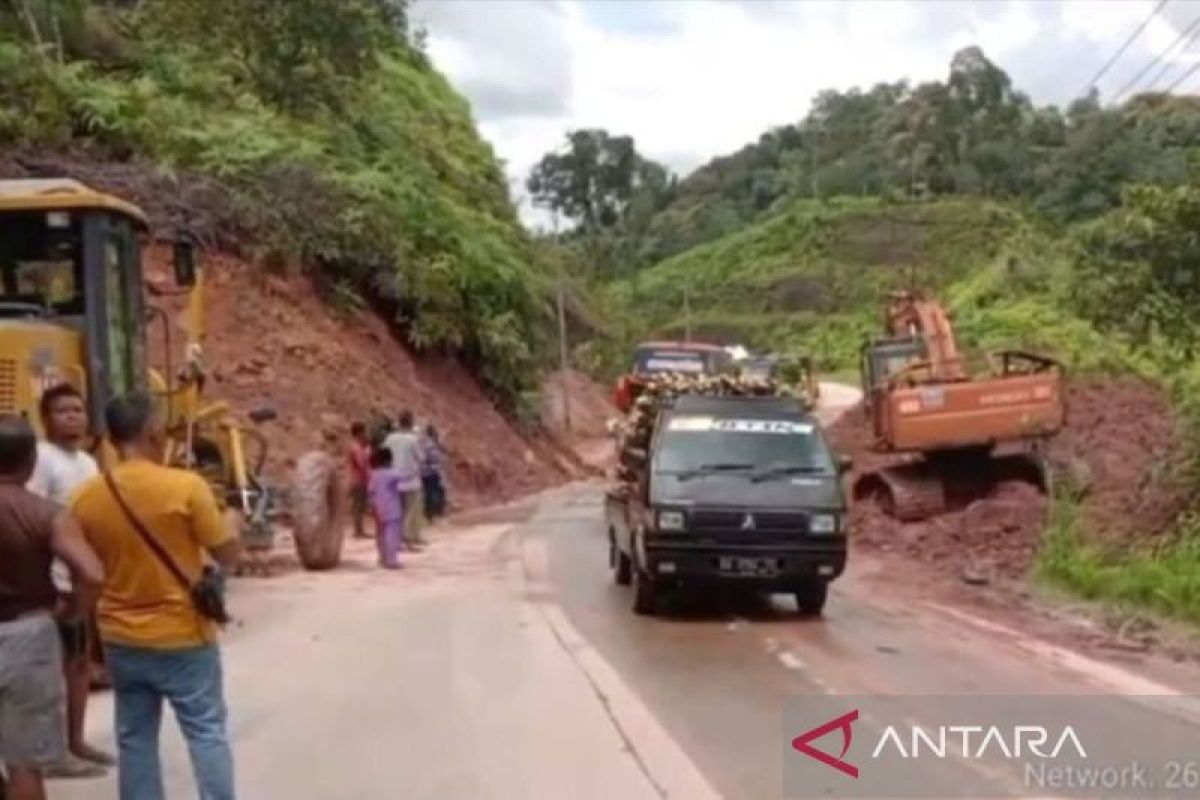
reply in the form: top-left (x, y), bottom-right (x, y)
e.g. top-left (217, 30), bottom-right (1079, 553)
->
top-left (53, 383), bottom-right (1200, 799)
top-left (533, 480), bottom-right (1200, 800)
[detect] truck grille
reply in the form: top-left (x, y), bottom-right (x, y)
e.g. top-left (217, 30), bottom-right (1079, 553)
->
top-left (690, 510), bottom-right (809, 532)
top-left (0, 359), bottom-right (17, 413)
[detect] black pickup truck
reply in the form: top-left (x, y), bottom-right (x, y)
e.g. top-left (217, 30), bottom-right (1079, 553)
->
top-left (604, 394), bottom-right (849, 616)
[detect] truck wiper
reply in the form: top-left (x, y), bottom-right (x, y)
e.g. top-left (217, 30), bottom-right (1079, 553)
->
top-left (750, 464), bottom-right (826, 483)
top-left (676, 462), bottom-right (756, 481)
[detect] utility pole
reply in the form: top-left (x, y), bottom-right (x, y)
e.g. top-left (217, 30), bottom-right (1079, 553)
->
top-left (552, 208), bottom-right (571, 433)
top-left (810, 123), bottom-right (820, 200)
top-left (683, 285), bottom-right (692, 342)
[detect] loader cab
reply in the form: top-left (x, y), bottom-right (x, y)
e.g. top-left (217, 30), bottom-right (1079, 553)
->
top-left (0, 179), bottom-right (154, 433)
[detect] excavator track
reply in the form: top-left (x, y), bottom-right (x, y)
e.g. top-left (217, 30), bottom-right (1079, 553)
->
top-left (875, 464), bottom-right (947, 521)
top-left (854, 450), bottom-right (1048, 523)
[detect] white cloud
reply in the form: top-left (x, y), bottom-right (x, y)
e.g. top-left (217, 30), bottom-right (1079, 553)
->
top-left (416, 0), bottom-right (1196, 226)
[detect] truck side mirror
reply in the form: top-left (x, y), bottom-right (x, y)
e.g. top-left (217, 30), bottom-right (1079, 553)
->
top-left (173, 240), bottom-right (197, 288)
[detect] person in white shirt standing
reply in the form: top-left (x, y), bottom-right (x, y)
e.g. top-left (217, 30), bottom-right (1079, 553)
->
top-left (27, 383), bottom-right (113, 777)
top-left (383, 410), bottom-right (427, 549)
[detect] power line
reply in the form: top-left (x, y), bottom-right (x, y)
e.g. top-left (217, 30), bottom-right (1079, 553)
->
top-left (1145, 17), bottom-right (1200, 91)
top-left (1114, 14), bottom-right (1200, 100)
top-left (1162, 52), bottom-right (1200, 93)
top-left (1078, 0), bottom-right (1171, 99)
top-left (1146, 49), bottom-right (1185, 89)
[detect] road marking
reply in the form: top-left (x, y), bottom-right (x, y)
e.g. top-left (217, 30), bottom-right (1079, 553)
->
top-left (522, 527), bottom-right (722, 800)
top-left (777, 651), bottom-right (806, 671)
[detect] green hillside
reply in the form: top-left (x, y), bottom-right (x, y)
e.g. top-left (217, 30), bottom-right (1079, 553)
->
top-left (604, 197), bottom-right (1036, 368)
top-left (595, 178), bottom-right (1200, 623)
top-left (0, 0), bottom-right (549, 404)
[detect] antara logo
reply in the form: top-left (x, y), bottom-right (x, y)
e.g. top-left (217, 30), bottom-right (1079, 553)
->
top-left (872, 725), bottom-right (1088, 760)
top-left (792, 710), bottom-right (859, 778)
top-left (792, 711), bottom-right (1088, 779)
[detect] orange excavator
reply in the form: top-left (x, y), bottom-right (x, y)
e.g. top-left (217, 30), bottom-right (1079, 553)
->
top-left (854, 291), bottom-right (1065, 520)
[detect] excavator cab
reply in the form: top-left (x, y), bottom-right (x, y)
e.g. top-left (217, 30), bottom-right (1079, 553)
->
top-left (0, 180), bottom-right (156, 439)
top-left (861, 335), bottom-right (928, 445)
top-left (861, 336), bottom-right (927, 394)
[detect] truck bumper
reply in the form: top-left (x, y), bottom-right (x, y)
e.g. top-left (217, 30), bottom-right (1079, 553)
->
top-left (642, 542), bottom-right (846, 588)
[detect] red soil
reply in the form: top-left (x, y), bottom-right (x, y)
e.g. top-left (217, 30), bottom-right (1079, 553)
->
top-left (144, 247), bottom-right (580, 511)
top-left (827, 378), bottom-right (1197, 580)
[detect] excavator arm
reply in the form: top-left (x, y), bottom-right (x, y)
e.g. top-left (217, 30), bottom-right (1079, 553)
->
top-left (882, 291), bottom-right (967, 383)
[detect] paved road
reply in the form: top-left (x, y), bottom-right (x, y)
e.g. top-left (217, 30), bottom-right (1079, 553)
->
top-left (530, 383), bottom-right (1200, 799)
top-left (54, 383), bottom-right (1200, 799)
top-left (55, 517), bottom-right (715, 800)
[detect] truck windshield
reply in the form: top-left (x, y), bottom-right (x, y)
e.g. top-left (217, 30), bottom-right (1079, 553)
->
top-left (652, 416), bottom-right (835, 476)
top-left (0, 210), bottom-right (85, 316)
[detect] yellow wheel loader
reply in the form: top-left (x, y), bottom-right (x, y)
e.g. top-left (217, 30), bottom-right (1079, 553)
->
top-left (0, 179), bottom-right (346, 578)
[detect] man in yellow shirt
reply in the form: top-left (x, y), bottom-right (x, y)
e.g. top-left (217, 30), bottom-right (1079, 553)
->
top-left (70, 394), bottom-right (241, 800)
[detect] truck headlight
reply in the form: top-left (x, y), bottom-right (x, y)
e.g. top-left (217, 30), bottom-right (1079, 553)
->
top-left (809, 514), bottom-right (838, 535)
top-left (657, 510), bottom-right (686, 531)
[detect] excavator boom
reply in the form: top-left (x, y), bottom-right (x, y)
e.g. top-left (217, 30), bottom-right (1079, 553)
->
top-left (883, 292), bottom-right (967, 383)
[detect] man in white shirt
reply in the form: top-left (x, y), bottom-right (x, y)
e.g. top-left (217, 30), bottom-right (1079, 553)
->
top-left (383, 410), bottom-right (427, 548)
top-left (27, 383), bottom-right (112, 777)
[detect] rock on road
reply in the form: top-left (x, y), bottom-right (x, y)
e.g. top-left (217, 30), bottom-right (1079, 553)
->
top-left (57, 384), bottom-right (1200, 799)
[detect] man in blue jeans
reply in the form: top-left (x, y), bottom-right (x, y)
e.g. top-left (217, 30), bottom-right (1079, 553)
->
top-left (70, 394), bottom-right (242, 800)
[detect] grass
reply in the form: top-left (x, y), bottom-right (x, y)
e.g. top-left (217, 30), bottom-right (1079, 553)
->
top-left (1037, 494), bottom-right (1200, 626)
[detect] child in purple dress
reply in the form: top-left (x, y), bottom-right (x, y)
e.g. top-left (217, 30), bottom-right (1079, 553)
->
top-left (368, 447), bottom-right (405, 569)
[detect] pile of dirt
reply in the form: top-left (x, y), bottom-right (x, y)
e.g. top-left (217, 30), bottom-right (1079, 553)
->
top-left (827, 378), bottom-right (1196, 581)
top-left (1045, 378), bottom-right (1195, 546)
top-left (143, 247), bottom-right (577, 511)
top-left (540, 369), bottom-right (614, 439)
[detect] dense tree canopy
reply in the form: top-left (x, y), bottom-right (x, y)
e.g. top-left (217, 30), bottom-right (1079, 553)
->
top-left (0, 0), bottom-right (550, 405)
top-left (1071, 181), bottom-right (1200, 354)
top-left (557, 47), bottom-right (1200, 271)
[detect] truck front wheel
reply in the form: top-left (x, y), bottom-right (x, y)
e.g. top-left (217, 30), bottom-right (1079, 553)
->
top-left (631, 547), bottom-right (658, 616)
top-left (794, 579), bottom-right (828, 616)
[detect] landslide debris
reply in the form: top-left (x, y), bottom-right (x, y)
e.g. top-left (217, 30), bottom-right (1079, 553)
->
top-left (143, 247), bottom-right (576, 511)
top-left (827, 378), bottom-right (1197, 580)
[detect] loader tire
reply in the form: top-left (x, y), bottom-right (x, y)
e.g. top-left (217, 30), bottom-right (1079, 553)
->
top-left (291, 450), bottom-right (347, 571)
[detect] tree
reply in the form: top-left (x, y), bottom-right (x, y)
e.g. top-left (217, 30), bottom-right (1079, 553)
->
top-left (557, 45), bottom-right (1200, 272)
top-left (527, 129), bottom-right (672, 233)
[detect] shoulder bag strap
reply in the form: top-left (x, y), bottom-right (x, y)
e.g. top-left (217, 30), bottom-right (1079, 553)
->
top-left (103, 471), bottom-right (194, 591)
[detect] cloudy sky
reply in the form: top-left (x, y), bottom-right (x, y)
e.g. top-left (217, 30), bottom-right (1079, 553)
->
top-left (412, 0), bottom-right (1200, 225)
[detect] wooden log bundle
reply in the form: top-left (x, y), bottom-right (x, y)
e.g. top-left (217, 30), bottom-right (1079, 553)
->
top-left (610, 372), bottom-right (814, 492)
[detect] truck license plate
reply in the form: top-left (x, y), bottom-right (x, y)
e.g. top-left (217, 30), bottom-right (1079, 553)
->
top-left (719, 556), bottom-right (778, 577)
